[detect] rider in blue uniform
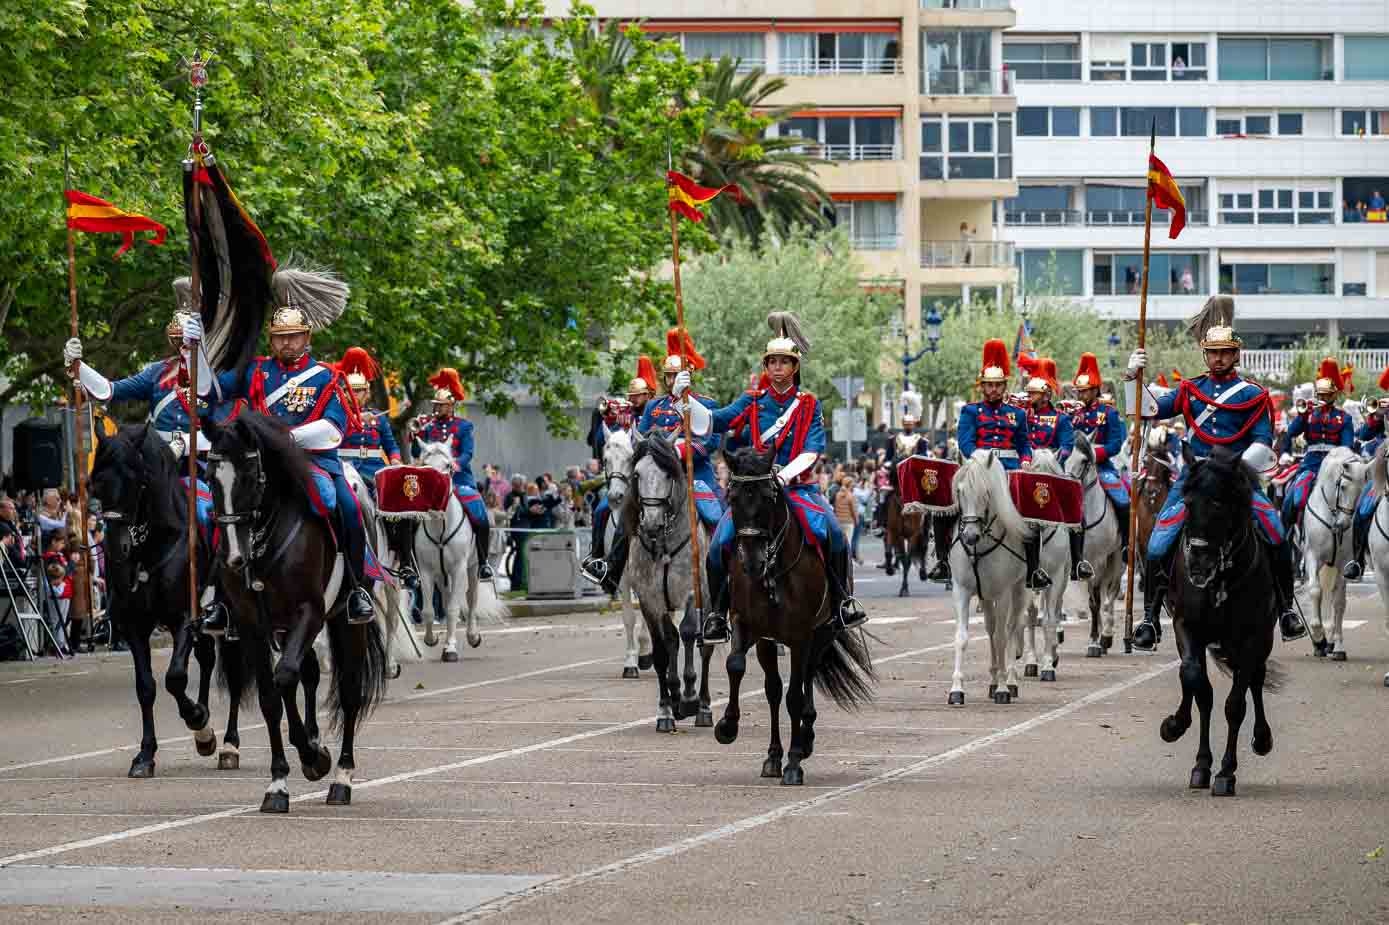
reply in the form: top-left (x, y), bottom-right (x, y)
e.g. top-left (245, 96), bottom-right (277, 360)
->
top-left (1345, 366), bottom-right (1389, 580)
top-left (200, 305), bottom-right (376, 628)
top-left (1125, 297), bottom-right (1305, 650)
top-left (337, 346), bottom-right (401, 498)
top-left (679, 313), bottom-right (863, 644)
top-left (1069, 352), bottom-right (1130, 578)
top-left (1025, 357), bottom-right (1090, 580)
top-left (409, 368), bottom-right (493, 579)
top-left (1280, 358), bottom-right (1354, 530)
top-left (580, 357), bottom-right (656, 578)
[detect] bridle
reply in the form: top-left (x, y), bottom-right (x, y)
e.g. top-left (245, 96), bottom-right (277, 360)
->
top-left (99, 473), bottom-right (155, 592)
top-left (1182, 521), bottom-right (1253, 599)
top-left (727, 469), bottom-right (806, 608)
top-left (1070, 450), bottom-right (1111, 532)
top-left (1304, 462), bottom-right (1361, 565)
top-left (208, 448), bottom-right (288, 581)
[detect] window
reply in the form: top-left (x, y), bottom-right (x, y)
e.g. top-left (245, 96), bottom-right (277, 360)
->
top-left (1131, 42), bottom-right (1167, 81)
top-left (780, 116), bottom-right (899, 160)
top-left (1244, 115), bottom-right (1272, 135)
top-left (1086, 182), bottom-right (1204, 227)
top-left (1218, 262), bottom-right (1334, 295)
top-left (1094, 253), bottom-right (1205, 295)
top-left (1017, 106), bottom-right (1080, 137)
top-left (778, 32), bottom-right (900, 75)
top-left (1113, 107), bottom-right (1205, 137)
top-left (1018, 107), bottom-right (1048, 137)
top-left (1218, 37), bottom-right (1329, 81)
top-left (924, 29), bottom-right (994, 94)
top-left (1219, 184), bottom-right (1332, 225)
top-left (920, 115), bottom-right (1012, 180)
top-left (681, 33), bottom-right (766, 71)
top-left (1216, 111), bottom-right (1306, 136)
top-left (1091, 60), bottom-right (1125, 81)
top-left (1343, 178), bottom-right (1389, 219)
top-left (1171, 42), bottom-right (1207, 80)
top-left (1002, 42), bottom-right (1081, 81)
top-left (1341, 110), bottom-right (1389, 137)
top-left (1278, 113), bottom-right (1303, 136)
top-left (1052, 107), bottom-right (1080, 136)
top-left (1219, 191), bottom-right (1255, 224)
top-left (1004, 185), bottom-right (1076, 224)
top-left (1345, 36), bottom-right (1389, 80)
top-left (1179, 108), bottom-right (1206, 136)
top-left (1017, 249), bottom-right (1084, 295)
top-left (834, 199), bottom-right (899, 250)
top-left (1092, 107), bottom-right (1117, 136)
top-left (1297, 190), bottom-right (1334, 224)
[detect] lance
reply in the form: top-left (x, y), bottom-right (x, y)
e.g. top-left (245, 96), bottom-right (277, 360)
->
top-left (63, 147), bottom-right (93, 648)
top-left (668, 195), bottom-right (705, 623)
top-left (182, 53), bottom-right (209, 629)
top-left (1123, 123), bottom-right (1156, 650)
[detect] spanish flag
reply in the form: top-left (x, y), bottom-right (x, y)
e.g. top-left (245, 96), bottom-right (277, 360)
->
top-left (1146, 154), bottom-right (1186, 239)
top-left (65, 189), bottom-right (168, 258)
top-left (667, 170), bottom-right (738, 223)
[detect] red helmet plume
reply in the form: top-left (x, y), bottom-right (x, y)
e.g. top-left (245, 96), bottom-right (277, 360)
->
top-left (1314, 357), bottom-right (1342, 394)
top-left (978, 339), bottom-right (1010, 382)
top-left (428, 367), bottom-right (467, 402)
top-left (1038, 357), bottom-right (1060, 394)
top-left (1072, 353), bottom-right (1103, 390)
top-left (631, 356), bottom-right (658, 393)
top-left (664, 328), bottom-right (706, 371)
top-left (337, 347), bottom-right (379, 382)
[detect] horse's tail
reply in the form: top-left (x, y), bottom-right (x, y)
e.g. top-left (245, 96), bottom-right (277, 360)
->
top-left (471, 576), bottom-right (510, 626)
top-left (1209, 650), bottom-right (1287, 694)
top-left (215, 637), bottom-right (257, 706)
top-left (813, 629), bottom-right (877, 711)
top-left (324, 614), bottom-right (390, 735)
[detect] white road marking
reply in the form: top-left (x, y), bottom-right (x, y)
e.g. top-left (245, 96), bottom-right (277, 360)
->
top-left (0, 671), bottom-right (93, 685)
top-left (440, 657), bottom-right (1180, 924)
top-left (0, 642), bottom-right (951, 868)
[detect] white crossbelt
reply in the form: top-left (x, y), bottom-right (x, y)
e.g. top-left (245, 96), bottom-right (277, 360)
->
top-left (263, 365), bottom-right (326, 410)
top-left (759, 396), bottom-right (802, 444)
top-left (148, 389), bottom-right (181, 425)
top-left (990, 449), bottom-right (1019, 458)
top-left (1193, 380), bottom-right (1252, 430)
top-left (1304, 443), bottom-right (1337, 453)
top-left (337, 448), bottom-right (380, 459)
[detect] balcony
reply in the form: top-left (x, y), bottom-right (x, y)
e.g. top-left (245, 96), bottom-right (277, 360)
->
top-left (921, 68), bottom-right (1014, 97)
top-left (1005, 209), bottom-right (1082, 226)
top-left (799, 143), bottom-right (901, 162)
top-left (1003, 209), bottom-right (1211, 227)
top-left (922, 0), bottom-right (1012, 8)
top-left (853, 233), bottom-right (903, 252)
top-left (920, 0), bottom-right (1016, 28)
top-left (921, 239), bottom-right (1015, 268)
top-left (777, 57), bottom-right (903, 77)
top-left (1087, 209), bottom-right (1209, 227)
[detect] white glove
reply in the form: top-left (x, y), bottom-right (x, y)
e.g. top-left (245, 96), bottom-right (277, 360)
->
top-left (63, 338), bottom-right (83, 364)
top-left (671, 370), bottom-right (691, 398)
top-left (1124, 348), bottom-right (1147, 381)
top-left (182, 313), bottom-right (203, 345)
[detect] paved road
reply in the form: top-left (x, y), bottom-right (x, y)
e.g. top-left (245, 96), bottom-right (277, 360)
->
top-left (2, 567), bottom-right (1388, 924)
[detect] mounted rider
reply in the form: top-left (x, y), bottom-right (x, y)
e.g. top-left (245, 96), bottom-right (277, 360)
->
top-left (681, 312), bottom-right (865, 645)
top-left (579, 356), bottom-right (654, 576)
top-left (1280, 358), bottom-right (1354, 530)
top-left (881, 389), bottom-right (926, 535)
top-left (1343, 365), bottom-right (1389, 580)
top-left (1069, 352), bottom-right (1130, 579)
top-left (336, 347), bottom-right (401, 497)
top-left (408, 368), bottom-right (493, 579)
top-left (1025, 357), bottom-right (1089, 579)
top-left (1125, 296), bottom-right (1306, 650)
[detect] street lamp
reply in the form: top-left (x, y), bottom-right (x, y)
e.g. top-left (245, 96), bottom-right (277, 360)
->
top-left (902, 305), bottom-right (944, 391)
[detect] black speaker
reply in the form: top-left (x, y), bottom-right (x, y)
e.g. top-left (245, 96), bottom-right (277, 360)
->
top-left (12, 419), bottom-right (65, 491)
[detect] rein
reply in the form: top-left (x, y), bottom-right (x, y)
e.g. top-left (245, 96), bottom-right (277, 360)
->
top-left (1182, 520), bottom-right (1255, 603)
top-left (953, 509), bottom-right (1025, 593)
top-left (728, 470), bottom-right (814, 615)
top-left (1303, 468), bottom-right (1357, 567)
top-left (208, 447), bottom-right (301, 592)
top-left (634, 471), bottom-right (693, 613)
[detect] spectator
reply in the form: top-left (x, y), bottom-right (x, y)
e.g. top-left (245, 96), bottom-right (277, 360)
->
top-left (959, 221), bottom-right (975, 265)
top-left (1172, 55), bottom-right (1186, 75)
top-left (833, 475), bottom-right (858, 554)
top-left (1356, 200), bottom-right (1369, 220)
top-left (38, 489), bottom-right (67, 535)
top-left (1179, 265), bottom-right (1195, 294)
top-left (503, 475), bottom-right (527, 514)
top-left (1371, 189), bottom-right (1386, 212)
top-left (851, 476), bottom-right (874, 564)
top-left (585, 458), bottom-right (602, 479)
top-left (1343, 198), bottom-right (1362, 223)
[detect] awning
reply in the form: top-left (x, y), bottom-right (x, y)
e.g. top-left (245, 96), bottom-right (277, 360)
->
top-left (832, 192), bottom-right (897, 202)
top-left (789, 107), bottom-right (901, 119)
top-left (631, 20), bottom-right (774, 33)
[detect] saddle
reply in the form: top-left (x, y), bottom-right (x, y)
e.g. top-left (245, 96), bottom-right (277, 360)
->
top-left (1009, 470), bottom-right (1083, 529)
top-left (375, 466), bottom-right (452, 523)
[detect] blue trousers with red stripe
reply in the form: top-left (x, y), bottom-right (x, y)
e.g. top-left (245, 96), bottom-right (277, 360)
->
top-left (708, 483), bottom-right (842, 573)
top-left (1148, 468), bottom-right (1284, 559)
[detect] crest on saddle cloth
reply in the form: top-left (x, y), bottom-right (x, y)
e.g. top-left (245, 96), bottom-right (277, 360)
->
top-left (1008, 471), bottom-right (1082, 528)
top-left (375, 466), bottom-right (452, 522)
top-left (897, 456), bottom-right (958, 514)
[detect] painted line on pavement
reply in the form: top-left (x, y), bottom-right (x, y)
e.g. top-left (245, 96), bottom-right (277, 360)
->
top-left (0, 671), bottom-right (93, 685)
top-left (0, 641), bottom-right (952, 868)
top-left (438, 657), bottom-right (1180, 924)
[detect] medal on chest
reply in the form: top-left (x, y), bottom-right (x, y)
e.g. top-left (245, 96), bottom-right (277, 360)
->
top-left (280, 385), bottom-right (318, 414)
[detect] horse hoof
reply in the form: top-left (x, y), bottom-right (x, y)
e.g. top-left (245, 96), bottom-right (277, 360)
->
top-left (761, 757), bottom-right (782, 778)
top-left (638, 655), bottom-right (653, 670)
top-left (679, 698), bottom-right (700, 720)
top-left (302, 745), bottom-right (332, 783)
top-left (781, 766), bottom-right (804, 786)
top-left (1383, 673), bottom-right (1389, 688)
top-left (1189, 767), bottom-right (1211, 790)
top-left (1008, 684), bottom-right (1019, 698)
top-left (260, 792), bottom-right (290, 814)
top-left (1100, 634), bottom-right (1113, 652)
top-left (391, 663), bottom-right (402, 680)
top-left (1252, 729), bottom-right (1273, 756)
top-left (713, 719), bottom-right (738, 744)
top-left (993, 690), bottom-right (1011, 705)
top-left (1040, 669), bottom-right (1056, 682)
top-left (1123, 639), bottom-right (1133, 654)
top-left (1056, 628), bottom-right (1065, 644)
top-left (194, 733), bottom-right (217, 758)
top-left (127, 759), bottom-right (155, 779)
top-left (696, 709), bottom-right (714, 728)
top-left (326, 783), bottom-right (352, 806)
top-left (1086, 644), bottom-right (1103, 658)
top-left (467, 633), bottom-right (482, 649)
top-left (1161, 717), bottom-right (1188, 743)
top-left (947, 691), bottom-right (965, 707)
top-left (897, 588), bottom-right (910, 598)
top-left (1211, 776), bottom-right (1236, 797)
top-left (423, 635), bottom-right (438, 648)
top-left (1024, 664), bottom-right (1038, 678)
top-left (988, 683), bottom-right (997, 697)
top-left (1331, 649), bottom-right (1347, 661)
top-left (655, 717), bottom-right (675, 734)
top-left (622, 666), bottom-right (639, 679)
top-left (217, 751), bottom-right (240, 771)
top-left (1312, 638), bottom-right (1330, 657)
top-left (442, 649), bottom-right (459, 663)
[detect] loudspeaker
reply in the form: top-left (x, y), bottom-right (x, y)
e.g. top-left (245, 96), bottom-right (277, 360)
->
top-left (12, 419), bottom-right (65, 491)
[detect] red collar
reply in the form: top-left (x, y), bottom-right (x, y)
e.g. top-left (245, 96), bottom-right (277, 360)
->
top-left (273, 353), bottom-right (313, 374)
top-left (768, 383), bottom-right (797, 402)
top-left (1032, 402), bottom-right (1054, 414)
top-left (1206, 370), bottom-right (1239, 384)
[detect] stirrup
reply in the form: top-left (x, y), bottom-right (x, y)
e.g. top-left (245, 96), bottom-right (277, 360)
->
top-left (1343, 559), bottom-right (1363, 581)
top-left (346, 587), bottom-right (376, 625)
top-left (701, 612), bottom-right (730, 644)
top-left (477, 560), bottom-right (495, 580)
top-left (199, 602), bottom-right (230, 638)
top-left (927, 561), bottom-right (950, 582)
top-left (579, 557), bottom-right (609, 585)
top-left (1027, 567), bottom-right (1052, 591)
top-left (836, 598), bottom-right (867, 632)
top-left (1279, 607), bottom-right (1307, 642)
top-left (1132, 618), bottom-right (1158, 651)
top-left (1073, 559), bottom-right (1095, 581)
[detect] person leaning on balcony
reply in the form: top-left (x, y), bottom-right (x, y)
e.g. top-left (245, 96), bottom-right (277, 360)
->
top-left (960, 222), bottom-right (975, 265)
top-left (1343, 198), bottom-right (1362, 223)
top-left (1370, 190), bottom-right (1386, 212)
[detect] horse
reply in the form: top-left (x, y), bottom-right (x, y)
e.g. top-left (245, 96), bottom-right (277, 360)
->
top-left (716, 446), bottom-right (875, 785)
top-left (626, 435), bottom-right (715, 731)
top-left (1160, 444), bottom-right (1282, 797)
top-left (1295, 446), bottom-right (1371, 660)
top-left (947, 450), bottom-right (1030, 706)
top-left (599, 426), bottom-right (651, 679)
top-left (88, 423), bottom-right (245, 777)
top-left (1066, 433), bottom-right (1126, 657)
top-left (340, 461), bottom-right (418, 678)
top-left (1134, 425), bottom-right (1176, 578)
top-left (1367, 443), bottom-right (1389, 687)
top-left (380, 440), bottom-right (507, 662)
top-left (1019, 449), bottom-right (1070, 684)
top-left (883, 482), bottom-right (929, 596)
top-left (204, 412), bottom-right (388, 812)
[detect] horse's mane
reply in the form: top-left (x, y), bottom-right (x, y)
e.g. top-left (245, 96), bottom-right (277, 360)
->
top-left (217, 412), bottom-right (317, 496)
top-left (633, 431), bottom-right (685, 483)
top-left (956, 450), bottom-right (1027, 537)
top-left (1375, 440), bottom-right (1389, 499)
top-left (1316, 445), bottom-right (1362, 492)
top-left (1184, 446), bottom-right (1253, 522)
top-left (92, 423), bottom-right (187, 533)
top-left (1029, 448), bottom-right (1063, 475)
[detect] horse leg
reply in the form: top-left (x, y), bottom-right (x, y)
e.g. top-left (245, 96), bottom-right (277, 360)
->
top-left (165, 620), bottom-right (214, 753)
top-left (1161, 625), bottom-right (1199, 746)
top-left (327, 621), bottom-right (371, 806)
top-left (714, 623), bottom-right (752, 745)
top-left (219, 639), bottom-right (244, 771)
top-left (948, 581), bottom-right (971, 706)
top-left (1249, 660), bottom-right (1273, 757)
top-left (125, 627), bottom-right (160, 778)
top-left (981, 598), bottom-right (1009, 704)
top-left (679, 601), bottom-right (699, 718)
top-left (275, 614), bottom-right (330, 784)
top-left (442, 572), bottom-right (462, 663)
top-left (897, 536), bottom-right (910, 597)
top-left (756, 639), bottom-right (783, 778)
top-left (1304, 545), bottom-right (1326, 651)
top-left (1190, 648), bottom-right (1215, 790)
top-left (463, 540), bottom-right (482, 649)
top-left (1213, 663), bottom-right (1248, 796)
top-left (300, 646), bottom-right (323, 763)
top-left (420, 570), bottom-right (439, 649)
top-left (782, 642), bottom-right (809, 785)
top-left (696, 641), bottom-right (715, 727)
top-left (621, 576), bottom-right (639, 678)
top-left (1330, 567), bottom-right (1348, 660)
top-left (251, 636), bottom-right (292, 813)
top-left (647, 613), bottom-right (677, 733)
top-left (1086, 581), bottom-right (1104, 657)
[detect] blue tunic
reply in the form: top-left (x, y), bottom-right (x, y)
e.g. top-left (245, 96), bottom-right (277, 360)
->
top-left (957, 400), bottom-right (1031, 471)
top-left (1356, 411), bottom-right (1385, 459)
top-left (1072, 400), bottom-right (1129, 507)
top-left (413, 415), bottom-right (476, 490)
top-left (641, 393), bottom-right (723, 526)
top-left (1282, 405), bottom-right (1355, 521)
top-left (1026, 401), bottom-right (1073, 461)
top-left (110, 358), bottom-right (215, 437)
top-left (340, 409), bottom-right (401, 488)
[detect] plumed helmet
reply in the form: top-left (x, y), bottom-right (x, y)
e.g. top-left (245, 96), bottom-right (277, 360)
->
top-left (1026, 357), bottom-right (1059, 394)
top-left (763, 312), bottom-right (811, 364)
top-left (664, 330), bottom-right (706, 373)
top-left (1314, 357), bottom-right (1343, 396)
top-left (338, 347), bottom-right (379, 391)
top-left (428, 368), bottom-right (466, 404)
top-left (628, 356), bottom-right (657, 395)
top-left (978, 339), bottom-right (1010, 383)
top-left (1072, 352), bottom-right (1103, 390)
top-left (1190, 295), bottom-right (1241, 350)
top-left (901, 389), bottom-right (923, 424)
top-left (1379, 365), bottom-right (1389, 394)
top-left (268, 306), bottom-right (311, 336)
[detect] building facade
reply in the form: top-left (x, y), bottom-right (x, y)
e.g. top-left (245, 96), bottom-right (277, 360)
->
top-left (1005, 0), bottom-right (1389, 351)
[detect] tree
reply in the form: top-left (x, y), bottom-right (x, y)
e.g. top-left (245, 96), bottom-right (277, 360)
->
top-left (676, 224), bottom-right (895, 408)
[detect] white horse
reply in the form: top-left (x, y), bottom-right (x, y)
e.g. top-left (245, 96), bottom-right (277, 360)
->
top-left (1298, 446), bottom-right (1371, 660)
top-left (382, 441), bottom-right (507, 662)
top-left (1366, 443), bottom-right (1389, 686)
top-left (948, 450), bottom-right (1030, 706)
top-left (1019, 449), bottom-right (1070, 683)
top-left (1066, 433), bottom-right (1126, 657)
top-left (599, 426), bottom-right (651, 679)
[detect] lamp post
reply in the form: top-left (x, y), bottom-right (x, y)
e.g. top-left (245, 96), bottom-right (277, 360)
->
top-left (901, 306), bottom-right (944, 439)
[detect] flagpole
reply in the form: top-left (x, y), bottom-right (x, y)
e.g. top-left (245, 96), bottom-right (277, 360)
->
top-left (183, 54), bottom-right (207, 630)
top-left (64, 148), bottom-right (93, 649)
top-left (1123, 124), bottom-right (1155, 651)
top-left (669, 202), bottom-right (705, 622)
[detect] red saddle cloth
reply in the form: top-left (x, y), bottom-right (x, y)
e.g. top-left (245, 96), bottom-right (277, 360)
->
top-left (896, 456), bottom-right (959, 512)
top-left (1008, 470), bottom-right (1083, 528)
top-left (1269, 461), bottom-right (1299, 488)
top-left (375, 466), bottom-right (452, 520)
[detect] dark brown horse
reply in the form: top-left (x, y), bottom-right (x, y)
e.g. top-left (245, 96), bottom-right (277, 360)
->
top-left (714, 447), bottom-right (875, 786)
top-left (1135, 428), bottom-right (1177, 577)
top-left (205, 413), bottom-right (387, 812)
top-left (882, 482), bottom-right (929, 597)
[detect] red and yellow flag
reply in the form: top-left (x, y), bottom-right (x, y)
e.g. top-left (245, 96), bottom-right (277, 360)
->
top-left (1146, 154), bottom-right (1186, 239)
top-left (667, 170), bottom-right (738, 223)
top-left (65, 189), bottom-right (167, 258)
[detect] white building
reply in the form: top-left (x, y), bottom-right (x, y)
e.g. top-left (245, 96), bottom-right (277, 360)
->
top-left (1004, 0), bottom-right (1389, 355)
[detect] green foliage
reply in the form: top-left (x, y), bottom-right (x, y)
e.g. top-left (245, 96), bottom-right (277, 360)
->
top-left (676, 225), bottom-right (895, 407)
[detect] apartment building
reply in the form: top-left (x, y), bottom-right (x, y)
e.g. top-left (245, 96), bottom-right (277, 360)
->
top-left (1005, 0), bottom-right (1389, 362)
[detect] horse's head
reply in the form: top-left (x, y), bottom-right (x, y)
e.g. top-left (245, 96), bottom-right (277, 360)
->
top-left (602, 428), bottom-right (636, 508)
top-left (1065, 432), bottom-right (1095, 481)
top-left (90, 424), bottom-right (162, 567)
top-left (1318, 446), bottom-right (1371, 531)
top-left (205, 417), bottom-right (269, 574)
top-left (727, 445), bottom-right (781, 576)
top-left (1180, 444), bottom-right (1251, 589)
top-left (632, 433), bottom-right (683, 545)
top-left (1028, 448), bottom-right (1063, 475)
top-left (418, 441), bottom-right (456, 477)
top-left (955, 450), bottom-right (1024, 548)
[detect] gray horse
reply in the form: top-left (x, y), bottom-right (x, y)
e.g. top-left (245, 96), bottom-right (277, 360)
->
top-left (625, 434), bottom-right (716, 732)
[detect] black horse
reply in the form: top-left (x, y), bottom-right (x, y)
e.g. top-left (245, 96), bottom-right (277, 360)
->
top-left (714, 447), bottom-right (875, 786)
top-left (1161, 444), bottom-right (1282, 797)
top-left (88, 424), bottom-right (247, 777)
top-left (204, 413), bottom-right (387, 812)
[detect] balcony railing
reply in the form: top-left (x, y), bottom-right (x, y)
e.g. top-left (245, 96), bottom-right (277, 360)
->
top-left (922, 0), bottom-right (1013, 9)
top-left (797, 142), bottom-right (900, 161)
top-left (852, 234), bottom-right (902, 251)
top-left (921, 68), bottom-right (1014, 96)
top-left (1240, 349), bottom-right (1389, 383)
top-left (921, 239), bottom-right (1015, 268)
top-left (1005, 209), bottom-right (1082, 226)
top-left (778, 57), bottom-right (903, 76)
top-left (1086, 209), bottom-right (1210, 226)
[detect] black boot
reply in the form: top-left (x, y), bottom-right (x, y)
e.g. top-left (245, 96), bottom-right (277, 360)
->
top-left (1343, 511), bottom-right (1371, 580)
top-left (1070, 529), bottom-right (1093, 580)
top-left (200, 599), bottom-right (233, 639)
top-left (581, 521), bottom-right (627, 594)
top-left (474, 519), bottom-right (494, 580)
top-left (1116, 502), bottom-right (1131, 558)
top-left (701, 555), bottom-right (731, 644)
top-left (336, 508), bottom-right (375, 625)
top-left (927, 514), bottom-right (954, 581)
top-left (830, 546), bottom-right (867, 632)
top-left (1025, 534), bottom-right (1051, 590)
top-left (1273, 542), bottom-right (1306, 641)
top-left (1133, 553), bottom-right (1168, 651)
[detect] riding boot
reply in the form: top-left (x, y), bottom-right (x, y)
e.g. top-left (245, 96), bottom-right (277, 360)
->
top-left (473, 518), bottom-right (495, 580)
top-left (199, 593), bottom-right (234, 640)
top-left (1272, 542), bottom-right (1307, 641)
top-left (701, 555), bottom-right (731, 644)
top-left (1069, 529), bottom-right (1093, 581)
top-left (1116, 502), bottom-right (1131, 557)
top-left (927, 514), bottom-right (954, 581)
top-left (1343, 511), bottom-right (1371, 580)
top-left (1024, 533), bottom-right (1051, 590)
top-left (581, 508), bottom-right (608, 574)
top-left (335, 507), bottom-right (375, 625)
top-left (1133, 551), bottom-right (1168, 651)
top-left (829, 545), bottom-right (867, 632)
